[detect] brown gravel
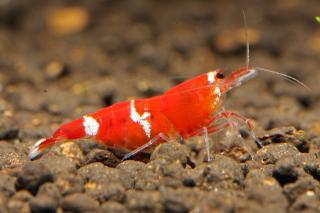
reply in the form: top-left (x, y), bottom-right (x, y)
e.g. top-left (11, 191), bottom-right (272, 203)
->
top-left (0, 1), bottom-right (320, 213)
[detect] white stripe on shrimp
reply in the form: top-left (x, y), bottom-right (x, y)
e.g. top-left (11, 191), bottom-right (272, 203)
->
top-left (83, 115), bottom-right (100, 136)
top-left (130, 100), bottom-right (151, 138)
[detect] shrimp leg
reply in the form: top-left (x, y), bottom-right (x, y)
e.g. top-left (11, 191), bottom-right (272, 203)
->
top-left (188, 122), bottom-right (235, 162)
top-left (203, 127), bottom-right (211, 162)
top-left (218, 110), bottom-right (262, 148)
top-left (122, 133), bottom-right (170, 160)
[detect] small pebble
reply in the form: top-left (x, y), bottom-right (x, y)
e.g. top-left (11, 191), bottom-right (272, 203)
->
top-left (15, 162), bottom-right (53, 195)
top-left (126, 190), bottom-right (161, 213)
top-left (61, 193), bottom-right (100, 213)
top-left (150, 142), bottom-right (189, 167)
top-left (83, 148), bottom-right (120, 168)
top-left (55, 173), bottom-right (84, 196)
top-left (78, 163), bottom-right (133, 189)
top-left (283, 176), bottom-right (320, 203)
top-left (85, 181), bottom-right (125, 203)
top-left (47, 7), bottom-right (89, 36)
top-left (0, 172), bottom-right (16, 196)
top-left (30, 195), bottom-right (58, 213)
top-left (256, 143), bottom-right (300, 164)
top-left (45, 61), bottom-right (68, 80)
top-left (101, 201), bottom-right (128, 213)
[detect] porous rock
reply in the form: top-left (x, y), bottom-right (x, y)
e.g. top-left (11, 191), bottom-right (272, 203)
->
top-left (14, 162), bottom-right (53, 195)
top-left (61, 193), bottom-right (99, 213)
top-left (116, 160), bottom-right (146, 179)
top-left (78, 162), bottom-right (133, 189)
top-left (30, 195), bottom-right (58, 213)
top-left (202, 155), bottom-right (244, 189)
top-left (283, 176), bottom-right (320, 203)
top-left (37, 182), bottom-right (61, 200)
top-left (83, 148), bottom-right (120, 168)
top-left (101, 201), bottom-right (128, 213)
top-left (161, 188), bottom-right (202, 213)
top-left (289, 191), bottom-right (320, 213)
top-left (0, 142), bottom-right (26, 169)
top-left (38, 154), bottom-right (78, 177)
top-left (256, 143), bottom-right (300, 164)
top-left (0, 172), bottom-right (16, 197)
top-left (150, 142), bottom-right (189, 167)
top-left (0, 115), bottom-right (18, 140)
top-left (85, 181), bottom-right (125, 203)
top-left (55, 173), bottom-right (84, 196)
top-left (126, 190), bottom-right (161, 213)
top-left (7, 190), bottom-right (33, 213)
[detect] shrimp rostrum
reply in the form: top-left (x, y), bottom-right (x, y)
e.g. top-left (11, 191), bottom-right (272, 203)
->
top-left (29, 66), bottom-right (260, 161)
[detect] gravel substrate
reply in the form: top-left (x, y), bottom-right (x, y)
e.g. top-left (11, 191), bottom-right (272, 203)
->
top-left (0, 1), bottom-right (320, 213)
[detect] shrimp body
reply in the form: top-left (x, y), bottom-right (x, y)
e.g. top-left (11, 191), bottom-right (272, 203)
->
top-left (29, 67), bottom-right (257, 160)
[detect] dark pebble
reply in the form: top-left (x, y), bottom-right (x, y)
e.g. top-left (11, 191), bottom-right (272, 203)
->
top-left (116, 160), bottom-right (146, 180)
top-left (134, 168), bottom-right (160, 190)
top-left (197, 191), bottom-right (237, 213)
top-left (246, 185), bottom-right (288, 212)
top-left (0, 115), bottom-right (18, 140)
top-left (273, 157), bottom-right (299, 186)
top-left (259, 126), bottom-right (309, 152)
top-left (302, 155), bottom-right (320, 181)
top-left (256, 143), bottom-right (300, 164)
top-left (37, 183), bottom-right (61, 201)
top-left (283, 176), bottom-right (320, 203)
top-left (289, 191), bottom-right (320, 213)
top-left (181, 167), bottom-right (204, 187)
top-left (244, 168), bottom-right (289, 212)
top-left (15, 162), bottom-right (53, 195)
top-left (85, 181), bottom-right (125, 203)
top-left (182, 177), bottom-right (196, 187)
top-left (202, 155), bottom-right (244, 189)
top-left (83, 148), bottom-right (120, 168)
top-left (0, 172), bottom-right (16, 197)
top-left (126, 190), bottom-right (161, 213)
top-left (161, 188), bottom-right (202, 213)
top-left (61, 193), bottom-right (100, 213)
top-left (101, 201), bottom-right (128, 213)
top-left (55, 173), bottom-right (84, 196)
top-left (30, 195), bottom-right (58, 213)
top-left (245, 168), bottom-right (276, 187)
top-left (78, 163), bottom-right (133, 189)
top-left (246, 171), bottom-right (287, 210)
top-left (7, 190), bottom-right (33, 213)
top-left (38, 155), bottom-right (78, 177)
top-left (150, 142), bottom-right (189, 167)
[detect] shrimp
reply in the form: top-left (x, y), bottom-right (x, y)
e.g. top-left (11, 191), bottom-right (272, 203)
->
top-left (29, 13), bottom-right (309, 161)
top-left (29, 66), bottom-right (258, 161)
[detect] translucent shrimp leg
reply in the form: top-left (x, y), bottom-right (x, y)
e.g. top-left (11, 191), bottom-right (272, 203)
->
top-left (189, 122), bottom-right (235, 162)
top-left (122, 133), bottom-right (170, 160)
top-left (217, 110), bottom-right (262, 147)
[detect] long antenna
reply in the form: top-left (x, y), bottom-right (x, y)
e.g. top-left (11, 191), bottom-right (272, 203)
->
top-left (253, 67), bottom-right (311, 91)
top-left (242, 10), bottom-right (250, 70)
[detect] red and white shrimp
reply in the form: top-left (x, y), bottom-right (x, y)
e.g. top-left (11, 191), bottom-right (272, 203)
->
top-left (29, 13), bottom-right (309, 161)
top-left (29, 66), bottom-right (259, 161)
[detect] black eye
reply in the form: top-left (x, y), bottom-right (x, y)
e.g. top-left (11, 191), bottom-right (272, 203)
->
top-left (216, 72), bottom-right (224, 79)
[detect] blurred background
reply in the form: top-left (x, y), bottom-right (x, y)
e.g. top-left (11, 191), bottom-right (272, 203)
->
top-left (0, 0), bottom-right (319, 139)
top-left (1, 1), bottom-right (320, 212)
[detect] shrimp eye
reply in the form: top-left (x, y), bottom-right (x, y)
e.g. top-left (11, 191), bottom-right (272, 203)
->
top-left (216, 72), bottom-right (224, 79)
